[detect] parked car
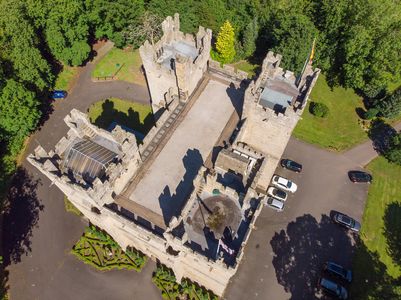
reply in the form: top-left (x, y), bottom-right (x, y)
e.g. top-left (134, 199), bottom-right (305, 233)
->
top-left (319, 277), bottom-right (348, 299)
top-left (323, 261), bottom-right (352, 283)
top-left (271, 175), bottom-right (297, 193)
top-left (267, 186), bottom-right (288, 201)
top-left (51, 90), bottom-right (67, 99)
top-left (281, 159), bottom-right (302, 173)
top-left (332, 212), bottom-right (361, 232)
top-left (348, 170), bottom-right (372, 183)
top-left (265, 197), bottom-right (284, 212)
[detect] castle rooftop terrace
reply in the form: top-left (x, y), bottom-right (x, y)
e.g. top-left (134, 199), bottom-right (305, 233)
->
top-left (119, 80), bottom-right (243, 227)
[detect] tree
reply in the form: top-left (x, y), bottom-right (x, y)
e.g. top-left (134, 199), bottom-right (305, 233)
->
top-left (86, 0), bottom-right (144, 47)
top-left (215, 20), bottom-right (236, 64)
top-left (0, 80), bottom-right (40, 153)
top-left (271, 13), bottom-right (318, 74)
top-left (0, 0), bottom-right (53, 90)
top-left (45, 0), bottom-right (91, 66)
top-left (242, 18), bottom-right (259, 58)
top-left (376, 88), bottom-right (401, 119)
top-left (123, 11), bottom-right (163, 47)
top-left (385, 131), bottom-right (401, 165)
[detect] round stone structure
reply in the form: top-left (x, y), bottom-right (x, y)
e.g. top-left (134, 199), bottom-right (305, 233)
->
top-left (189, 195), bottom-right (242, 239)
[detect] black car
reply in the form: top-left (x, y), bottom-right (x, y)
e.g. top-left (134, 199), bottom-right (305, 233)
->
top-left (348, 170), bottom-right (372, 183)
top-left (281, 159), bottom-right (302, 173)
top-left (319, 277), bottom-right (348, 299)
top-left (332, 212), bottom-right (361, 232)
top-left (324, 261), bottom-right (352, 283)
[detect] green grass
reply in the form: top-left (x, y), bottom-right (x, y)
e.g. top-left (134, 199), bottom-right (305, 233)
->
top-left (361, 157), bottom-right (401, 277)
top-left (88, 98), bottom-right (154, 135)
top-left (64, 196), bottom-right (82, 216)
top-left (293, 74), bottom-right (367, 151)
top-left (54, 65), bottom-right (79, 91)
top-left (92, 47), bottom-right (145, 85)
top-left (230, 60), bottom-right (259, 78)
top-left (351, 157), bottom-right (401, 298)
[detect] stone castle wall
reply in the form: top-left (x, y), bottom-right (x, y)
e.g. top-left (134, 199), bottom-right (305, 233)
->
top-left (139, 14), bottom-right (212, 112)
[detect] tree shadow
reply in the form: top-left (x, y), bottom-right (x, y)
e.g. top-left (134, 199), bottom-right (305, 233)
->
top-left (2, 167), bottom-right (43, 266)
top-left (367, 119), bottom-right (397, 154)
top-left (270, 214), bottom-right (355, 300)
top-left (351, 239), bottom-right (400, 299)
top-left (383, 202), bottom-right (401, 267)
top-left (92, 99), bottom-right (155, 138)
top-left (158, 149), bottom-right (203, 226)
top-left (355, 107), bottom-right (366, 119)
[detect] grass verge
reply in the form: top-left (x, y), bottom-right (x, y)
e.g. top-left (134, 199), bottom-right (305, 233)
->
top-left (54, 66), bottom-right (79, 91)
top-left (351, 156), bottom-right (401, 298)
top-left (88, 98), bottom-right (154, 136)
top-left (230, 60), bottom-right (259, 78)
top-left (92, 47), bottom-right (145, 85)
top-left (293, 74), bottom-right (367, 151)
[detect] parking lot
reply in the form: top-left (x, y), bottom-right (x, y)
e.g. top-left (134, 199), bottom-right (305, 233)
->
top-left (224, 137), bottom-right (369, 300)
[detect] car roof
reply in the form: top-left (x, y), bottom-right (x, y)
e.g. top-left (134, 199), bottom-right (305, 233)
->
top-left (267, 197), bottom-right (284, 209)
top-left (320, 277), bottom-right (338, 291)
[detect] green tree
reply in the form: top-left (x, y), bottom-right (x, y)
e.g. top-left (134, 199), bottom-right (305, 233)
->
top-left (376, 88), bottom-right (401, 119)
top-left (242, 18), bottom-right (259, 58)
top-left (385, 132), bottom-right (401, 165)
top-left (271, 13), bottom-right (318, 74)
top-left (215, 20), bottom-right (236, 63)
top-left (86, 0), bottom-right (144, 47)
top-left (45, 0), bottom-right (90, 66)
top-left (0, 0), bottom-right (53, 89)
top-left (0, 80), bottom-right (40, 153)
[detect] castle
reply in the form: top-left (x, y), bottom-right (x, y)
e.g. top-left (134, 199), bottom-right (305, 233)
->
top-left (28, 14), bottom-right (319, 296)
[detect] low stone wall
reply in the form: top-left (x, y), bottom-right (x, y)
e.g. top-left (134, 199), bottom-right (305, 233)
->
top-left (208, 60), bottom-right (248, 82)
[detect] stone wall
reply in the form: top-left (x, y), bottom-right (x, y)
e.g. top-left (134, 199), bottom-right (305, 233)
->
top-left (208, 60), bottom-right (249, 82)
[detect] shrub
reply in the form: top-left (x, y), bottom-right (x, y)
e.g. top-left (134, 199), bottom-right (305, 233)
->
top-left (310, 102), bottom-right (329, 118)
top-left (364, 108), bottom-right (379, 120)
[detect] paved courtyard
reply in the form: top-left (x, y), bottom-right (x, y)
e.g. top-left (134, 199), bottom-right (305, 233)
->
top-left (128, 80), bottom-right (241, 224)
top-left (224, 137), bottom-right (369, 300)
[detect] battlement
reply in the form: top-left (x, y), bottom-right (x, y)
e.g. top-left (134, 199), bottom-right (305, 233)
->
top-left (140, 14), bottom-right (212, 112)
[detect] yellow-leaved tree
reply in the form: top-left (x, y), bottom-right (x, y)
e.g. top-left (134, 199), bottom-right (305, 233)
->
top-left (215, 20), bottom-right (236, 64)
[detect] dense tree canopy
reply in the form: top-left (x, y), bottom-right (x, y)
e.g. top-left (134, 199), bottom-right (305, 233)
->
top-left (45, 0), bottom-right (91, 66)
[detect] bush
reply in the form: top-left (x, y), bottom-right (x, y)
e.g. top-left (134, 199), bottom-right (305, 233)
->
top-left (364, 108), bottom-right (379, 120)
top-left (310, 102), bottom-right (329, 118)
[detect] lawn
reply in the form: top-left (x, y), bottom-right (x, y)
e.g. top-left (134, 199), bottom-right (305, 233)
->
top-left (230, 60), bottom-right (259, 78)
top-left (92, 47), bottom-right (145, 85)
top-left (88, 98), bottom-right (154, 136)
top-left (54, 65), bottom-right (79, 91)
top-left (293, 74), bottom-right (367, 151)
top-left (351, 156), bottom-right (401, 298)
top-left (71, 225), bottom-right (147, 271)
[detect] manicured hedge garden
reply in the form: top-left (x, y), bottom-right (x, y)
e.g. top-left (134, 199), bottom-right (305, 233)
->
top-left (152, 264), bottom-right (218, 300)
top-left (71, 225), bottom-right (147, 271)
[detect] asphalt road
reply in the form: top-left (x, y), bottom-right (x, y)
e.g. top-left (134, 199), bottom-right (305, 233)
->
top-left (224, 137), bottom-right (369, 300)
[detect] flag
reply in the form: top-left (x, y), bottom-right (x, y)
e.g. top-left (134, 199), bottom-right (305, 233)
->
top-left (309, 38), bottom-right (316, 63)
top-left (218, 239), bottom-right (235, 256)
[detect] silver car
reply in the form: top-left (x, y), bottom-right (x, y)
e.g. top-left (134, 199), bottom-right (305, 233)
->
top-left (267, 186), bottom-right (288, 201)
top-left (265, 197), bottom-right (285, 212)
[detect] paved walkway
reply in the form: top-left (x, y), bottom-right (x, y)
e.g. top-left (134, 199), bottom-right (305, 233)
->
top-left (343, 121), bottom-right (401, 167)
top-left (5, 42), bottom-right (158, 300)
